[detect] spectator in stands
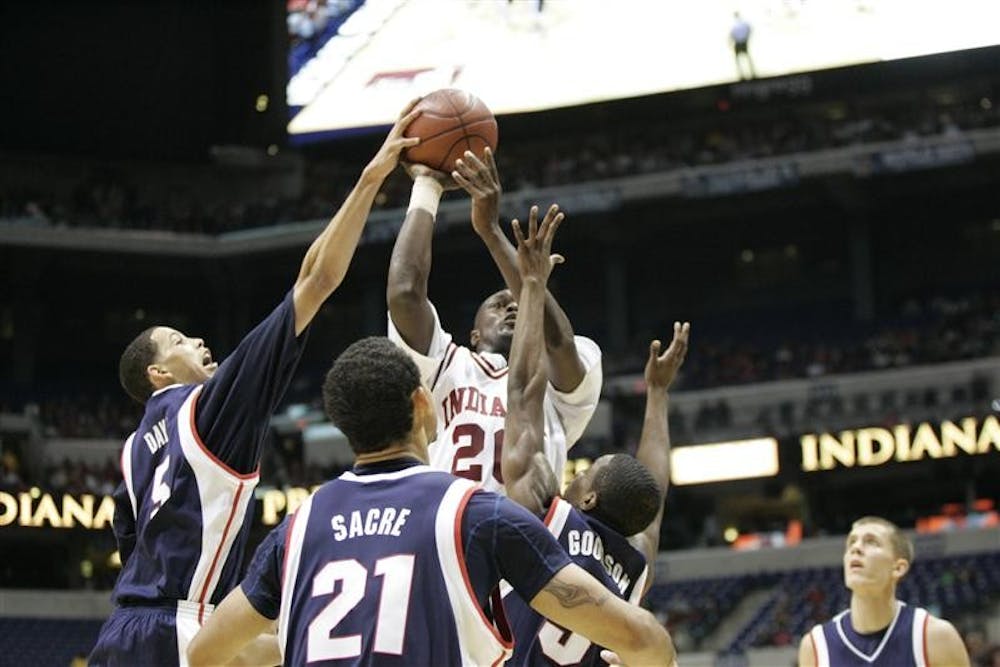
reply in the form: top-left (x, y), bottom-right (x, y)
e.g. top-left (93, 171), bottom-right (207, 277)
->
top-left (797, 516), bottom-right (970, 667)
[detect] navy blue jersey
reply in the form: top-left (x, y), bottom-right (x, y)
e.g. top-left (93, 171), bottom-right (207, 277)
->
top-left (503, 497), bottom-right (648, 667)
top-left (242, 460), bottom-right (572, 667)
top-left (109, 290), bottom-right (305, 622)
top-left (808, 602), bottom-right (929, 666)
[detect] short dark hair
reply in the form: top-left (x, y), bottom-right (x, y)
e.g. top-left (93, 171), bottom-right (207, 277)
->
top-left (119, 326), bottom-right (160, 404)
top-left (322, 337), bottom-right (422, 454)
top-left (591, 454), bottom-right (662, 537)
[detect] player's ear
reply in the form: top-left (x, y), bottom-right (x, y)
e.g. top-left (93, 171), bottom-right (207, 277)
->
top-left (469, 328), bottom-right (481, 347)
top-left (147, 364), bottom-right (172, 387)
top-left (579, 490), bottom-right (598, 512)
top-left (411, 386), bottom-right (437, 442)
top-left (891, 558), bottom-right (909, 582)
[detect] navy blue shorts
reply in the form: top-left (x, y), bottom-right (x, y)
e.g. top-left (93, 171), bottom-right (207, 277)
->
top-left (89, 606), bottom-right (179, 667)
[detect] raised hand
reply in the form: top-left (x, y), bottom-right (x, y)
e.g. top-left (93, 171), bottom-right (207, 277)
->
top-left (452, 147), bottom-right (502, 235)
top-left (364, 98), bottom-right (422, 182)
top-left (512, 204), bottom-right (565, 285)
top-left (645, 321), bottom-right (691, 391)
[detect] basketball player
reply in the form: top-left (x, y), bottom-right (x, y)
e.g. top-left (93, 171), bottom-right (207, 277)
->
top-left (386, 147), bottom-right (601, 493)
top-left (186, 335), bottom-right (676, 667)
top-left (499, 203), bottom-right (687, 666)
top-left (88, 100), bottom-right (423, 666)
top-left (798, 516), bottom-right (970, 667)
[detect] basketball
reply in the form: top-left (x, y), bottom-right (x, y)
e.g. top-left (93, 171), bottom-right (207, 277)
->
top-left (403, 89), bottom-right (498, 172)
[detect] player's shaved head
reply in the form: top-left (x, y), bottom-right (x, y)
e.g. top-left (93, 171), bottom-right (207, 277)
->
top-left (470, 289), bottom-right (517, 354)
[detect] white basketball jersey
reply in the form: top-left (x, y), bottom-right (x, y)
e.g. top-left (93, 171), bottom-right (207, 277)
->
top-left (389, 304), bottom-right (602, 495)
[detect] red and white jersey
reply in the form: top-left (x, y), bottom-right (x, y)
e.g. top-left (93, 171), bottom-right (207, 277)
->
top-left (388, 303), bottom-right (602, 494)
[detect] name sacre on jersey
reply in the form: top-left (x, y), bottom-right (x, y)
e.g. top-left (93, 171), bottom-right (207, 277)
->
top-left (330, 506), bottom-right (411, 541)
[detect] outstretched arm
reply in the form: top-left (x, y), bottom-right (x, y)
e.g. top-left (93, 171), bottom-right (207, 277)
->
top-left (453, 149), bottom-right (586, 392)
top-left (629, 322), bottom-right (690, 595)
top-left (530, 563), bottom-right (676, 667)
top-left (293, 99), bottom-right (421, 336)
top-left (385, 164), bottom-right (457, 354)
top-left (502, 205), bottom-right (565, 514)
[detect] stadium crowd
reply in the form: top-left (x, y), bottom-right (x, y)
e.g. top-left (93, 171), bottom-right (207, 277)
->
top-left (2, 98), bottom-right (996, 235)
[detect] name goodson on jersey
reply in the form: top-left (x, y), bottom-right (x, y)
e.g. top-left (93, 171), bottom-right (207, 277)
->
top-left (331, 506), bottom-right (411, 541)
top-left (567, 529), bottom-right (632, 595)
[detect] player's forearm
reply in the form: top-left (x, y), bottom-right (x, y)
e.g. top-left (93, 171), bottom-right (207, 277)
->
top-left (637, 387), bottom-right (670, 493)
top-left (300, 170), bottom-right (382, 292)
top-left (477, 220), bottom-right (523, 290)
top-left (531, 566), bottom-right (676, 666)
top-left (618, 608), bottom-right (676, 667)
top-left (387, 177), bottom-right (443, 304)
top-left (508, 277), bottom-right (548, 399)
top-left (387, 208), bottom-right (436, 304)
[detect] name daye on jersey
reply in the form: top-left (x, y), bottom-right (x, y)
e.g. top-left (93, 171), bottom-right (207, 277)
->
top-left (141, 418), bottom-right (169, 454)
top-left (567, 529), bottom-right (631, 595)
top-left (330, 506), bottom-right (412, 541)
top-left (441, 386), bottom-right (507, 428)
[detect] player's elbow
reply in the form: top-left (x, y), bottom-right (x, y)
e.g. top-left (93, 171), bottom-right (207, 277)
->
top-left (386, 275), bottom-right (426, 311)
top-left (186, 632), bottom-right (215, 667)
top-left (301, 266), bottom-right (342, 302)
top-left (619, 608), bottom-right (675, 666)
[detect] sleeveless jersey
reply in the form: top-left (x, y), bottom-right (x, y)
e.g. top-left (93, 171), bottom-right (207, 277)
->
top-left (114, 384), bottom-right (259, 624)
top-left (808, 602), bottom-right (930, 667)
top-left (278, 466), bottom-right (513, 666)
top-left (389, 304), bottom-right (602, 494)
top-left (503, 497), bottom-right (648, 666)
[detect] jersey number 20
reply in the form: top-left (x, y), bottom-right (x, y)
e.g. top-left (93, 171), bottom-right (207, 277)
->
top-left (451, 424), bottom-right (505, 484)
top-left (307, 555), bottom-right (415, 661)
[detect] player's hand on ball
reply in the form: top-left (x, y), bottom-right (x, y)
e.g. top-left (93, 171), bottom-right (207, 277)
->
top-left (402, 162), bottom-right (459, 190)
top-left (512, 203), bottom-right (564, 284)
top-left (453, 147), bottom-right (502, 234)
top-left (645, 321), bottom-right (690, 391)
top-left (365, 98), bottom-right (423, 182)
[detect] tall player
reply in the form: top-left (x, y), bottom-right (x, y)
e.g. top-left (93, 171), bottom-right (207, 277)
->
top-left (88, 100), bottom-right (423, 666)
top-left (386, 147), bottom-right (602, 493)
top-left (499, 203), bottom-right (688, 666)
top-left (798, 516), bottom-right (969, 667)
top-left (186, 336), bottom-right (676, 667)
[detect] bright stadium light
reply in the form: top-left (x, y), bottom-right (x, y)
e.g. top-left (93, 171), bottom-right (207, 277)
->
top-left (670, 437), bottom-right (780, 486)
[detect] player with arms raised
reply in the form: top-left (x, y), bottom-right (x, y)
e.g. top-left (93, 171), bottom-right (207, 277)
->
top-left (186, 333), bottom-right (676, 667)
top-left (386, 147), bottom-right (601, 493)
top-left (500, 203), bottom-right (688, 666)
top-left (89, 101), bottom-right (422, 666)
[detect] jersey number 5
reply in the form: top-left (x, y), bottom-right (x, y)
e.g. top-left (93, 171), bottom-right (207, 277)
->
top-left (150, 456), bottom-right (172, 519)
top-left (539, 620), bottom-right (591, 665)
top-left (307, 555), bottom-right (415, 661)
top-left (450, 424), bottom-right (505, 484)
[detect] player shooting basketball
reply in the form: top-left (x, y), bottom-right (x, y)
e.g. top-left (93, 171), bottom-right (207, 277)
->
top-left (387, 146), bottom-right (602, 496)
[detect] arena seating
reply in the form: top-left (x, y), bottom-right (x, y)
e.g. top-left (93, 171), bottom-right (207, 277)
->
top-left (0, 617), bottom-right (103, 666)
top-left (643, 551), bottom-right (1000, 653)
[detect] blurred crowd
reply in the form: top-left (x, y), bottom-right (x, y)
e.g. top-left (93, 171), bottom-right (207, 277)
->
top-left (0, 450), bottom-right (117, 497)
top-left (2, 98), bottom-right (996, 235)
